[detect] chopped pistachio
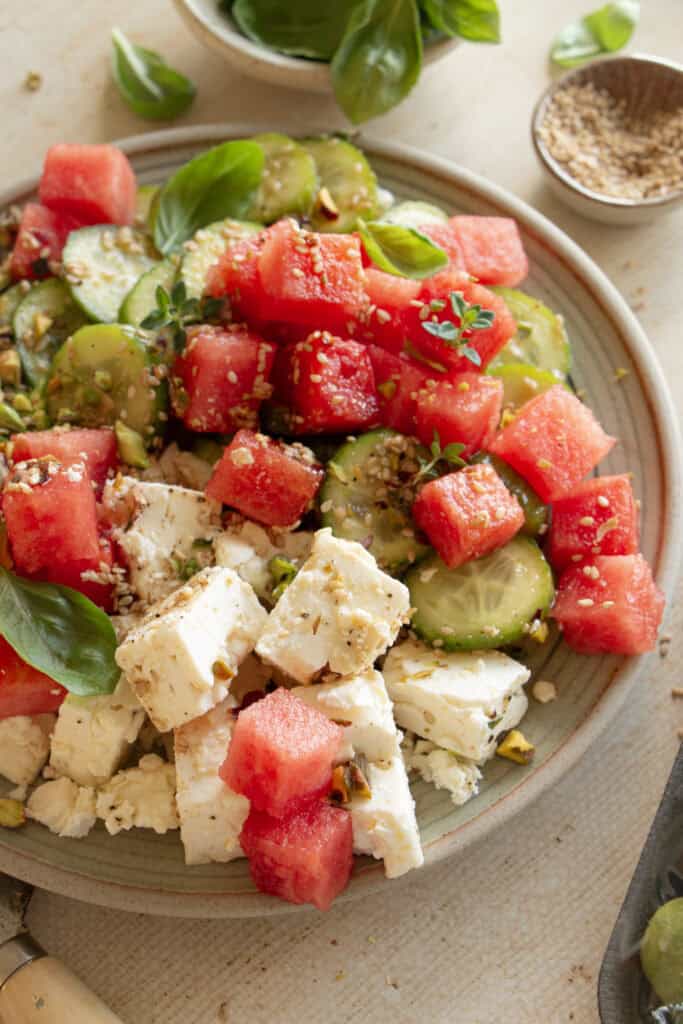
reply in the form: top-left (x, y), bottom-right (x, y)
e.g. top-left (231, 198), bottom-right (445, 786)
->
top-left (0, 350), bottom-right (21, 386)
top-left (12, 393), bottom-right (32, 414)
top-left (115, 419), bottom-right (149, 469)
top-left (496, 729), bottom-right (535, 765)
top-left (0, 401), bottom-right (25, 432)
top-left (316, 187), bottom-right (340, 221)
top-left (0, 798), bottom-right (26, 828)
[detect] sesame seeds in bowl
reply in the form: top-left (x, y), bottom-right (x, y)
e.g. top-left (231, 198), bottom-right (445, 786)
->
top-left (532, 54), bottom-right (683, 225)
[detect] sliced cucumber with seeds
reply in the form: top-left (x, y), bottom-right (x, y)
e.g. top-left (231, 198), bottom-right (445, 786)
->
top-left (304, 137), bottom-right (381, 233)
top-left (120, 257), bottom-right (179, 327)
top-left (62, 226), bottom-right (159, 324)
top-left (490, 363), bottom-right (570, 413)
top-left (179, 219), bottom-right (261, 300)
top-left (247, 133), bottom-right (318, 223)
top-left (46, 324), bottom-right (168, 443)
top-left (470, 452), bottom-right (548, 538)
top-left (489, 288), bottom-right (571, 379)
top-left (320, 429), bottom-right (430, 574)
top-left (12, 279), bottom-right (87, 388)
top-left (382, 200), bottom-right (448, 229)
top-left (0, 283), bottom-right (28, 331)
top-left (407, 537), bottom-right (554, 650)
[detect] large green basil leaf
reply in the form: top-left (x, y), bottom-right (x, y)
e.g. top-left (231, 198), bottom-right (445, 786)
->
top-left (111, 28), bottom-right (196, 122)
top-left (331, 0), bottom-right (423, 124)
top-left (358, 219), bottom-right (448, 279)
top-left (420, 0), bottom-right (500, 43)
top-left (154, 140), bottom-right (264, 254)
top-left (231, 0), bottom-right (356, 60)
top-left (551, 1), bottom-right (638, 67)
top-left (0, 569), bottom-right (119, 697)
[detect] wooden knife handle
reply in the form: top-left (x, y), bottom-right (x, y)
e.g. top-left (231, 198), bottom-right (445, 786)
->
top-left (0, 939), bottom-right (124, 1024)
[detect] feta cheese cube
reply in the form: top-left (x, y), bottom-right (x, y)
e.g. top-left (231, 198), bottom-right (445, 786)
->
top-left (350, 757), bottom-right (423, 878)
top-left (27, 777), bottom-right (96, 838)
top-left (256, 529), bottom-right (410, 684)
top-left (402, 732), bottom-right (481, 807)
top-left (383, 638), bottom-right (529, 763)
top-left (292, 670), bottom-right (400, 763)
top-left (175, 698), bottom-right (249, 865)
top-left (49, 678), bottom-right (145, 787)
top-left (214, 519), bottom-right (313, 603)
top-left (96, 754), bottom-right (178, 836)
top-left (0, 715), bottom-right (54, 786)
top-left (116, 567), bottom-right (268, 732)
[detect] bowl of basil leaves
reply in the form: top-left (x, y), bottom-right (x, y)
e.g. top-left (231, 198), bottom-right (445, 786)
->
top-left (174, 0), bottom-right (500, 123)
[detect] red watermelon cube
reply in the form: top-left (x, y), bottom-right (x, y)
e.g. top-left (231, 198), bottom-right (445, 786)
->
top-left (0, 637), bottom-right (66, 720)
top-left (206, 233), bottom-right (266, 326)
top-left (413, 463), bottom-right (525, 568)
top-left (206, 429), bottom-right (323, 527)
top-left (451, 216), bottom-right (528, 286)
top-left (240, 801), bottom-right (353, 911)
top-left (172, 325), bottom-right (276, 433)
top-left (547, 474), bottom-right (640, 571)
top-left (415, 373), bottom-right (503, 457)
top-left (10, 203), bottom-right (78, 280)
top-left (368, 346), bottom-right (438, 437)
top-left (39, 144), bottom-right (137, 226)
top-left (362, 268), bottom-right (422, 353)
top-left (221, 688), bottom-right (344, 818)
top-left (552, 554), bottom-right (664, 655)
top-left (419, 221), bottom-right (466, 268)
top-left (11, 427), bottom-right (118, 491)
top-left (489, 386), bottom-right (616, 502)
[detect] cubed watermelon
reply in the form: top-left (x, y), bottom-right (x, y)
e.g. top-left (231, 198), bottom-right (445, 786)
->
top-left (419, 221), bottom-right (466, 268)
top-left (221, 688), bottom-right (344, 817)
top-left (206, 234), bottom-right (266, 326)
top-left (368, 345), bottom-right (438, 437)
top-left (39, 144), bottom-right (137, 226)
top-left (0, 637), bottom-right (66, 720)
top-left (552, 554), bottom-right (664, 655)
top-left (206, 429), bottom-right (323, 527)
top-left (415, 373), bottom-right (503, 457)
top-left (10, 203), bottom-right (78, 281)
top-left (172, 325), bottom-right (276, 433)
top-left (489, 386), bottom-right (616, 502)
top-left (548, 474), bottom-right (640, 571)
top-left (413, 463), bottom-right (525, 568)
top-left (11, 427), bottom-right (118, 491)
top-left (47, 535), bottom-right (115, 611)
top-left (451, 216), bottom-right (528, 286)
top-left (240, 801), bottom-right (353, 910)
top-left (362, 268), bottom-right (422, 353)
top-left (272, 333), bottom-right (379, 435)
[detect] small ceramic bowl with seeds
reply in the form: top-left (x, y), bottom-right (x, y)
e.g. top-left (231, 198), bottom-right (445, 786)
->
top-left (532, 54), bottom-right (683, 226)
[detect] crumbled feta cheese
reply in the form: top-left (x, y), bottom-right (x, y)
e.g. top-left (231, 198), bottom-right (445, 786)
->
top-left (96, 754), bottom-right (178, 835)
top-left (49, 678), bottom-right (145, 787)
top-left (214, 519), bottom-right (313, 603)
top-left (383, 638), bottom-right (530, 763)
top-left (27, 777), bottom-right (96, 838)
top-left (0, 715), bottom-right (55, 785)
top-left (402, 732), bottom-right (481, 807)
top-left (141, 442), bottom-right (214, 491)
top-left (532, 679), bottom-right (558, 704)
top-left (175, 699), bottom-right (249, 865)
top-left (110, 612), bottom-right (144, 643)
top-left (350, 756), bottom-right (423, 878)
top-left (116, 567), bottom-right (268, 732)
top-left (256, 529), bottom-right (410, 684)
top-left (292, 670), bottom-right (400, 763)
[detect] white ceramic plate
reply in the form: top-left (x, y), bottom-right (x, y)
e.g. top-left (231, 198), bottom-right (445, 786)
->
top-left (0, 125), bottom-right (680, 918)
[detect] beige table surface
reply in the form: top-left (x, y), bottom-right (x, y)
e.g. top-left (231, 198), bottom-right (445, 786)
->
top-left (2, 1), bottom-right (682, 1021)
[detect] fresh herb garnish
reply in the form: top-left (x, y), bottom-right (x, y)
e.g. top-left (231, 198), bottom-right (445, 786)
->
top-left (421, 0), bottom-right (501, 43)
top-left (269, 556), bottom-right (298, 602)
top-left (231, 1), bottom-right (355, 59)
top-left (357, 219), bottom-right (448, 279)
top-left (421, 290), bottom-right (495, 367)
top-left (140, 282), bottom-right (223, 352)
top-left (414, 430), bottom-right (467, 484)
top-left (551, 1), bottom-right (639, 67)
top-left (0, 568), bottom-right (119, 697)
top-left (111, 27), bottom-right (196, 121)
top-left (651, 1005), bottom-right (683, 1024)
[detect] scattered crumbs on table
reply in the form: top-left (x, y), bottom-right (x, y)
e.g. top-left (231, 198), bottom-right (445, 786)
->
top-left (367, 935), bottom-right (377, 944)
top-left (532, 679), bottom-right (558, 704)
top-left (330, 938), bottom-right (338, 946)
top-left (385, 976), bottom-right (400, 990)
top-left (23, 71), bottom-right (42, 92)
top-left (567, 963), bottom-right (592, 984)
top-left (661, 635), bottom-right (672, 659)
top-left (335, 970), bottom-right (345, 982)
top-left (671, 687), bottom-right (683, 698)
top-left (613, 367), bottom-right (629, 382)
top-left (621, 259), bottom-right (634, 271)
top-left (216, 1001), bottom-right (229, 1023)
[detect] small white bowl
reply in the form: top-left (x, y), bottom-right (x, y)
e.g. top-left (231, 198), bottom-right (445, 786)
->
top-left (174, 0), bottom-right (459, 95)
top-left (532, 54), bottom-right (683, 226)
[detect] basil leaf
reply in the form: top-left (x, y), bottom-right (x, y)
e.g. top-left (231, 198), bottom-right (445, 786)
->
top-left (231, 0), bottom-right (355, 60)
top-left (0, 568), bottom-right (119, 697)
top-left (331, 0), bottom-right (423, 125)
top-left (420, 0), bottom-right (500, 43)
top-left (154, 140), bottom-right (264, 254)
top-left (584, 0), bottom-right (639, 51)
top-left (111, 28), bottom-right (196, 122)
top-left (358, 219), bottom-right (448, 279)
top-left (550, 18), bottom-right (602, 67)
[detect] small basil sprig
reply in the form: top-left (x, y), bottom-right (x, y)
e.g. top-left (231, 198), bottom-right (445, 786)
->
top-left (650, 1007), bottom-right (683, 1024)
top-left (414, 430), bottom-right (467, 484)
top-left (358, 219), bottom-right (448, 280)
top-left (154, 140), bottom-right (264, 254)
top-left (551, 1), bottom-right (639, 67)
top-left (420, 0), bottom-right (500, 43)
top-left (231, 0), bottom-right (355, 60)
top-left (422, 289), bottom-right (495, 366)
top-left (141, 282), bottom-right (223, 352)
top-left (0, 568), bottom-right (119, 697)
top-left (111, 27), bottom-right (196, 122)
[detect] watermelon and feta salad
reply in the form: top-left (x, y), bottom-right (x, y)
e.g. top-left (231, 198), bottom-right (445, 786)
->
top-left (0, 133), bottom-right (666, 910)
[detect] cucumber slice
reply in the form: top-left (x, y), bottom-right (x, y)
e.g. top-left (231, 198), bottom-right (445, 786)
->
top-left (135, 184), bottom-right (159, 228)
top-left (303, 137), bottom-right (381, 233)
top-left (490, 362), bottom-right (569, 413)
top-left (120, 257), bottom-right (179, 327)
top-left (407, 537), bottom-right (554, 650)
top-left (382, 200), bottom-right (448, 230)
top-left (45, 324), bottom-right (168, 443)
top-left (320, 429), bottom-right (430, 574)
top-left (179, 219), bottom-right (261, 300)
top-left (12, 279), bottom-right (87, 388)
top-left (62, 226), bottom-right (159, 324)
top-left (0, 283), bottom-right (28, 331)
top-left (470, 452), bottom-right (548, 538)
top-left (489, 288), bottom-right (571, 379)
top-left (247, 133), bottom-right (318, 223)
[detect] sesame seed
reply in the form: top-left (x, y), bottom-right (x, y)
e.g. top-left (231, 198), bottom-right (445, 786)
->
top-left (596, 495), bottom-right (610, 508)
top-left (579, 516), bottom-right (595, 526)
top-left (577, 598), bottom-right (594, 607)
